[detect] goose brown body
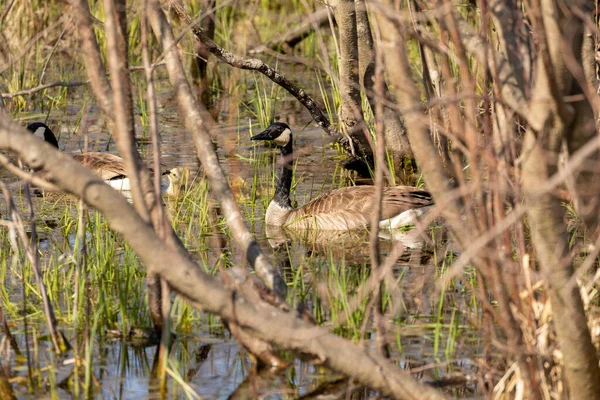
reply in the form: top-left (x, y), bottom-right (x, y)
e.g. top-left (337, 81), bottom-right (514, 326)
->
top-left (72, 153), bottom-right (127, 181)
top-left (26, 122), bottom-right (173, 193)
top-left (267, 185), bottom-right (433, 230)
top-left (252, 122), bottom-right (434, 231)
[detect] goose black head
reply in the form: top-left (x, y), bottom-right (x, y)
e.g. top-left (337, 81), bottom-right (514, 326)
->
top-left (26, 122), bottom-right (59, 149)
top-left (251, 122), bottom-right (292, 150)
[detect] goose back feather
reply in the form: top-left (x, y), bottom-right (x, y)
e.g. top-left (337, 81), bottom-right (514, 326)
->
top-left (73, 153), bottom-right (127, 181)
top-left (273, 186), bottom-right (433, 230)
top-left (26, 122), bottom-right (169, 193)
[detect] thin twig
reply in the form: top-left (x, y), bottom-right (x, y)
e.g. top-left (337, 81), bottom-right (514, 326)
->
top-left (0, 153), bottom-right (60, 192)
top-left (0, 181), bottom-right (63, 353)
top-left (166, 0), bottom-right (339, 137)
top-left (0, 81), bottom-right (89, 99)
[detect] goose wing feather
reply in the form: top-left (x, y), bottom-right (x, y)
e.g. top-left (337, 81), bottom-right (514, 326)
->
top-left (286, 186), bottom-right (433, 230)
top-left (73, 153), bottom-right (127, 181)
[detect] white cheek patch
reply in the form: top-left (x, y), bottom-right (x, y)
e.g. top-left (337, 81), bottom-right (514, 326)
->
top-left (273, 128), bottom-right (291, 146)
top-left (34, 127), bottom-right (46, 139)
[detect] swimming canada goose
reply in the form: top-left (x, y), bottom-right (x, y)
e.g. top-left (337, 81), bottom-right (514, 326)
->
top-left (26, 122), bottom-right (168, 193)
top-left (251, 122), bottom-right (434, 230)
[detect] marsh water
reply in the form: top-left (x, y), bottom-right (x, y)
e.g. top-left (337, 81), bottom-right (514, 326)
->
top-left (1, 78), bottom-right (482, 398)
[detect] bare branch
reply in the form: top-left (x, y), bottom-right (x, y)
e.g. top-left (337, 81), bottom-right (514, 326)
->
top-left (166, 0), bottom-right (338, 138)
top-left (0, 80), bottom-right (89, 99)
top-left (0, 116), bottom-right (449, 400)
top-left (146, 0), bottom-right (287, 299)
top-left (69, 0), bottom-right (113, 114)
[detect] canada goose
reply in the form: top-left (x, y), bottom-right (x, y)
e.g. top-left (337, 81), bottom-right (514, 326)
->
top-left (251, 122), bottom-right (434, 230)
top-left (26, 122), bottom-right (168, 193)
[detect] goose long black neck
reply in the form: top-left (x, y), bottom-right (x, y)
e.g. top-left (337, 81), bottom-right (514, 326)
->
top-left (273, 141), bottom-right (293, 209)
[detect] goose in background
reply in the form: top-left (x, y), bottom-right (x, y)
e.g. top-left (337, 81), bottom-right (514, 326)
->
top-left (26, 122), bottom-right (172, 194)
top-left (165, 166), bottom-right (190, 197)
top-left (251, 122), bottom-right (434, 231)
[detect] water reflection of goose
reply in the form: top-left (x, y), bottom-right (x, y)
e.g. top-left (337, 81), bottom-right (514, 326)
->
top-left (265, 225), bottom-right (426, 265)
top-left (251, 122), bottom-right (434, 230)
top-left (26, 122), bottom-right (175, 195)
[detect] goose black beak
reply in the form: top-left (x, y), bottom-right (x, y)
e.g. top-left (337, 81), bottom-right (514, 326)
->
top-left (251, 125), bottom-right (278, 141)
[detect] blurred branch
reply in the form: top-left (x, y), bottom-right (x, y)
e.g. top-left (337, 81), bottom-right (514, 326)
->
top-left (373, 2), bottom-right (541, 394)
top-left (373, 2), bottom-right (464, 240)
top-left (521, 0), bottom-right (600, 397)
top-left (146, 0), bottom-right (287, 300)
top-left (0, 153), bottom-right (60, 192)
top-left (452, 11), bottom-right (533, 127)
top-left (103, 0), bottom-right (150, 220)
top-left (0, 80), bottom-right (89, 99)
top-left (0, 14), bottom-right (70, 75)
top-left (488, 0), bottom-right (531, 92)
top-left (69, 0), bottom-right (113, 115)
top-left (369, 30), bottom-right (390, 357)
top-left (0, 116), bottom-right (449, 400)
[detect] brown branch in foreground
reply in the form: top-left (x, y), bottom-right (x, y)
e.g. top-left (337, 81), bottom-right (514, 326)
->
top-left (358, 0), bottom-right (414, 179)
top-left (521, 0), bottom-right (600, 397)
top-left (373, 2), bottom-right (464, 239)
top-left (166, 0), bottom-right (338, 138)
top-left (103, 0), bottom-right (151, 221)
top-left (375, 2), bottom-right (542, 394)
top-left (147, 0), bottom-right (287, 300)
top-left (0, 117), bottom-right (449, 400)
top-left (443, 9), bottom-right (533, 128)
top-left (369, 31), bottom-right (390, 358)
top-left (102, 0), bottom-right (172, 335)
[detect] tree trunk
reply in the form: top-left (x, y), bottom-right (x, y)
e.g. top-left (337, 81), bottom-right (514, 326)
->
top-left (355, 0), bottom-right (413, 183)
top-left (334, 0), bottom-right (371, 158)
top-left (522, 1), bottom-right (600, 398)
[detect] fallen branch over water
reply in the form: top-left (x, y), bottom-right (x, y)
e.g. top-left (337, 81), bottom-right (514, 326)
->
top-left (0, 112), bottom-right (449, 400)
